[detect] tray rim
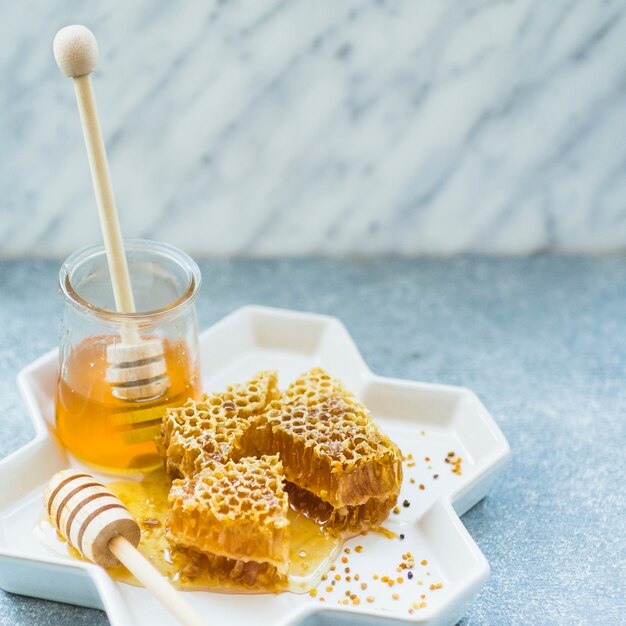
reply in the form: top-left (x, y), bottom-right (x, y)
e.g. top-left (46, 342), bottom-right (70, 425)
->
top-left (1, 305), bottom-right (510, 625)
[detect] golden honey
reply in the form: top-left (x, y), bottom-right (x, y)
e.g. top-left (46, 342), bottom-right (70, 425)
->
top-left (36, 469), bottom-right (341, 594)
top-left (162, 368), bottom-right (402, 532)
top-left (42, 366), bottom-right (403, 595)
top-left (105, 470), bottom-right (340, 593)
top-left (56, 336), bottom-right (200, 472)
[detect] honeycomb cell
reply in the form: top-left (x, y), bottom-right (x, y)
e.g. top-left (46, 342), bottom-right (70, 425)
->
top-left (239, 369), bottom-right (403, 512)
top-left (160, 370), bottom-right (279, 479)
top-left (167, 455), bottom-right (289, 575)
top-left (161, 368), bottom-right (402, 566)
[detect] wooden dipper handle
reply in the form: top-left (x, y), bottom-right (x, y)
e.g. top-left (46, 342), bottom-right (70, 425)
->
top-left (53, 25), bottom-right (137, 324)
top-left (44, 470), bottom-right (205, 626)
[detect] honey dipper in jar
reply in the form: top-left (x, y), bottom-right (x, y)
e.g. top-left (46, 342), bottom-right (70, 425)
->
top-left (53, 25), bottom-right (168, 402)
top-left (44, 469), bottom-right (205, 626)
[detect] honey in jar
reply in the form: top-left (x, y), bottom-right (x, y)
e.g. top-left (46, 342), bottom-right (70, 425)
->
top-left (56, 239), bottom-right (202, 473)
top-left (56, 336), bottom-right (200, 471)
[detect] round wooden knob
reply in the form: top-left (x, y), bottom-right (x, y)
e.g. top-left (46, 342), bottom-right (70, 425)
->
top-left (44, 469), bottom-right (140, 567)
top-left (53, 25), bottom-right (98, 77)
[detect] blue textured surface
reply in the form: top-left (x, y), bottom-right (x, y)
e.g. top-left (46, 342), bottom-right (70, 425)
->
top-left (0, 258), bottom-right (624, 626)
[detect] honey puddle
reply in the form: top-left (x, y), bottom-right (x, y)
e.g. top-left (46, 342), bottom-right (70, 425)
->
top-left (35, 469), bottom-right (341, 594)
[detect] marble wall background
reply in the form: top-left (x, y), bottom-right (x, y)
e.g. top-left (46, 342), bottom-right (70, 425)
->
top-left (1, 0), bottom-right (625, 257)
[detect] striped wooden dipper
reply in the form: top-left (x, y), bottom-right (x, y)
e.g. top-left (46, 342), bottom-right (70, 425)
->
top-left (44, 469), bottom-right (205, 626)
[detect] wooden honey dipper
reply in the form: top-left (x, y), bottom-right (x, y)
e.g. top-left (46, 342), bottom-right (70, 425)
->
top-left (44, 469), bottom-right (205, 626)
top-left (53, 25), bottom-right (168, 402)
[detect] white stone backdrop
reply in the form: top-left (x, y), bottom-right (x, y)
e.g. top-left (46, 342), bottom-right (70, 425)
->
top-left (1, 0), bottom-right (625, 257)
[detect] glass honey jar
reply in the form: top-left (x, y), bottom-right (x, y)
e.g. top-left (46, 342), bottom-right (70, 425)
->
top-left (56, 239), bottom-right (202, 473)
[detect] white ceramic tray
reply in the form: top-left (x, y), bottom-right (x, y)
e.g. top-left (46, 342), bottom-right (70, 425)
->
top-left (0, 306), bottom-right (509, 626)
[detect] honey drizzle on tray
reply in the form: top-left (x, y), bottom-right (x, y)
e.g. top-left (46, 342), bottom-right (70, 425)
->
top-left (36, 469), bottom-right (342, 595)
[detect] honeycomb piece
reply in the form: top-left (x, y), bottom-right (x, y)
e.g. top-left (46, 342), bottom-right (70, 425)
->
top-left (282, 367), bottom-right (365, 413)
top-left (237, 369), bottom-right (403, 512)
top-left (161, 367), bottom-right (402, 574)
top-left (167, 455), bottom-right (290, 573)
top-left (223, 371), bottom-right (281, 417)
top-left (176, 546), bottom-right (284, 588)
top-left (160, 370), bottom-right (278, 478)
top-left (285, 481), bottom-right (398, 532)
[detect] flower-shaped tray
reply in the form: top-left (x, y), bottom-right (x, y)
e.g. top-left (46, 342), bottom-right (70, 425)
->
top-left (0, 306), bottom-right (509, 626)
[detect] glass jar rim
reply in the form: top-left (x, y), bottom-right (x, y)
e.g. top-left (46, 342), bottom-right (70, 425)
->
top-left (59, 239), bottom-right (202, 322)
